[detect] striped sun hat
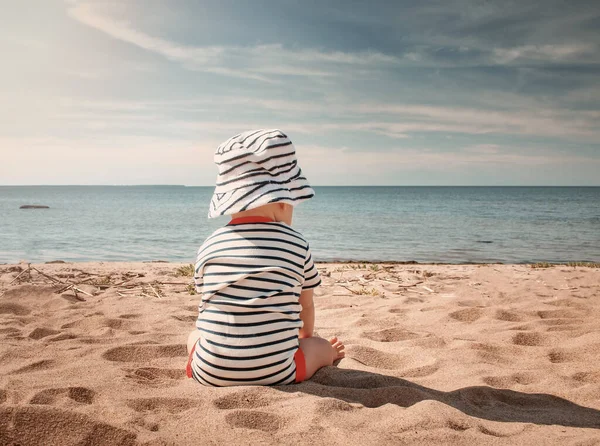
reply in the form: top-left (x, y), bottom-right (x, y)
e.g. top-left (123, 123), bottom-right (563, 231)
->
top-left (208, 129), bottom-right (315, 218)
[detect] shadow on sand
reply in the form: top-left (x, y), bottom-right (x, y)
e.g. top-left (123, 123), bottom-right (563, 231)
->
top-left (277, 367), bottom-right (600, 429)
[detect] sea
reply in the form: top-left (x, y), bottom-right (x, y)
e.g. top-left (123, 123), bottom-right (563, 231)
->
top-left (0, 186), bottom-right (598, 264)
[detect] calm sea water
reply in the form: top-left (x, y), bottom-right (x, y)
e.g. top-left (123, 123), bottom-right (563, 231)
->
top-left (0, 186), bottom-right (598, 264)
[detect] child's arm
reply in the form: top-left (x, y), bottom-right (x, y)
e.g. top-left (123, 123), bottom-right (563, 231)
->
top-left (298, 288), bottom-right (315, 338)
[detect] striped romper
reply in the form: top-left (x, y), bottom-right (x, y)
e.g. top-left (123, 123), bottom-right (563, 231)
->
top-left (188, 217), bottom-right (321, 386)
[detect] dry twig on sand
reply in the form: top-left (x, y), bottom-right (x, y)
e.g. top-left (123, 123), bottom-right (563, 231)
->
top-left (9, 267), bottom-right (31, 285)
top-left (148, 284), bottom-right (162, 299)
top-left (339, 284), bottom-right (359, 295)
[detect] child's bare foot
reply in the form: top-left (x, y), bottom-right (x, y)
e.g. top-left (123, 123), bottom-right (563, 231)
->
top-left (329, 337), bottom-right (345, 361)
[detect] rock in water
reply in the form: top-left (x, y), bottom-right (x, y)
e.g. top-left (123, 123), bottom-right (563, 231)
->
top-left (19, 205), bottom-right (50, 209)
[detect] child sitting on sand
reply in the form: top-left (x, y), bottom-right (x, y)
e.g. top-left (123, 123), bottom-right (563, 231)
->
top-left (186, 129), bottom-right (345, 386)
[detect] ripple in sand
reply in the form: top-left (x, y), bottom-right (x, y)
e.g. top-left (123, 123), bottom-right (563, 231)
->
top-left (399, 361), bottom-right (440, 377)
top-left (118, 313), bottom-right (142, 319)
top-left (10, 359), bottom-right (56, 374)
top-left (171, 314), bottom-right (197, 323)
top-left (477, 424), bottom-right (526, 438)
top-left (315, 398), bottom-right (357, 414)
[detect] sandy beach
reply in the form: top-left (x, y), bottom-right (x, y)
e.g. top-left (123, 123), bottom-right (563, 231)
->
top-left (0, 261), bottom-right (599, 445)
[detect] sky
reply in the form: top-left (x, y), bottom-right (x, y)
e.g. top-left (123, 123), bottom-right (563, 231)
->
top-left (1, 0), bottom-right (599, 186)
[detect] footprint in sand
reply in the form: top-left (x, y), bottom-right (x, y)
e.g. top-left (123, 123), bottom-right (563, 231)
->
top-left (125, 367), bottom-right (185, 386)
top-left (0, 406), bottom-right (137, 446)
top-left (225, 410), bottom-right (285, 432)
top-left (537, 309), bottom-right (582, 320)
top-left (538, 318), bottom-right (584, 327)
top-left (449, 308), bottom-right (484, 323)
top-left (494, 309), bottom-right (526, 322)
top-left (571, 371), bottom-right (600, 384)
top-left (409, 335), bottom-right (446, 348)
top-left (10, 360), bottom-right (56, 375)
top-left (127, 397), bottom-right (197, 413)
top-left (346, 345), bottom-right (406, 369)
top-left (388, 307), bottom-right (408, 315)
top-left (0, 303), bottom-right (31, 316)
top-left (30, 387), bottom-right (95, 405)
top-left (213, 388), bottom-right (280, 410)
top-left (482, 372), bottom-right (540, 387)
top-left (543, 298), bottom-right (587, 310)
top-left (548, 348), bottom-right (576, 363)
top-left (511, 332), bottom-right (548, 346)
top-left (362, 327), bottom-right (420, 343)
top-left (171, 314), bottom-right (197, 323)
top-left (102, 344), bottom-right (187, 362)
top-left (118, 313), bottom-right (142, 319)
top-left (471, 343), bottom-right (520, 365)
top-left (62, 317), bottom-right (137, 331)
top-left (28, 328), bottom-right (61, 340)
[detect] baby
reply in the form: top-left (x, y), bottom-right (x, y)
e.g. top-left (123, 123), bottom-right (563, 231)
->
top-left (186, 129), bottom-right (344, 386)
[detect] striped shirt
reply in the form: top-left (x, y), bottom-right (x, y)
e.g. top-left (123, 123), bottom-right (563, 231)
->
top-left (190, 218), bottom-right (321, 386)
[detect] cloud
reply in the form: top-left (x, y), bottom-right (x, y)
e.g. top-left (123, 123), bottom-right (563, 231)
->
top-left (51, 92), bottom-right (600, 142)
top-left (493, 43), bottom-right (598, 64)
top-left (66, 2), bottom-right (401, 82)
top-left (302, 143), bottom-right (600, 173)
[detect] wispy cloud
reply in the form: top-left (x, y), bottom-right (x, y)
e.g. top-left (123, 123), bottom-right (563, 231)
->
top-left (493, 43), bottom-right (598, 64)
top-left (66, 2), bottom-right (401, 82)
top-left (53, 93), bottom-right (600, 141)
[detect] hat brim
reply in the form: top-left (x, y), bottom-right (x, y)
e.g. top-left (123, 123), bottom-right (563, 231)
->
top-left (208, 176), bottom-right (314, 218)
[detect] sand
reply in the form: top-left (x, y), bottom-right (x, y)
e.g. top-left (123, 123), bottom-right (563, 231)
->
top-left (0, 261), bottom-right (599, 445)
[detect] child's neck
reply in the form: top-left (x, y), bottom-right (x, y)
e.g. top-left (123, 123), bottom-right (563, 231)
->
top-left (231, 203), bottom-right (291, 225)
top-left (231, 209), bottom-right (278, 222)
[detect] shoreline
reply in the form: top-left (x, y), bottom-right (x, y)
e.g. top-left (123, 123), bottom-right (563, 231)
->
top-left (1, 260), bottom-right (599, 267)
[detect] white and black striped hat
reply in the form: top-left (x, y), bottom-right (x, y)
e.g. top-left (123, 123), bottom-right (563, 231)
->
top-left (208, 129), bottom-right (315, 218)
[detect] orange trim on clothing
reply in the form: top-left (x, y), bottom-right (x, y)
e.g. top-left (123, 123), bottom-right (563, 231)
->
top-left (228, 216), bottom-right (275, 225)
top-left (186, 343), bottom-right (196, 379)
top-left (294, 347), bottom-right (306, 383)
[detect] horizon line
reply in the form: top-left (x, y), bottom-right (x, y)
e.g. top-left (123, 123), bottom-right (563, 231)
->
top-left (1, 184), bottom-right (599, 188)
